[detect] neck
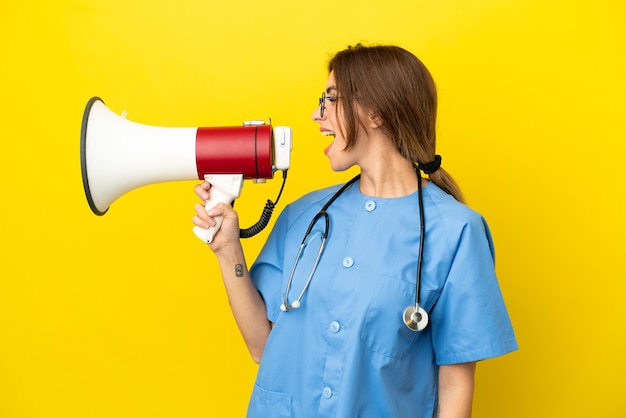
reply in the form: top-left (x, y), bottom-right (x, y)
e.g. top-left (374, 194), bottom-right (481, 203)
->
top-left (350, 127), bottom-right (428, 198)
top-left (357, 158), bottom-right (423, 198)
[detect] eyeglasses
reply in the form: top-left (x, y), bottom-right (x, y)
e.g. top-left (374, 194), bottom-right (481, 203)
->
top-left (318, 92), bottom-right (339, 118)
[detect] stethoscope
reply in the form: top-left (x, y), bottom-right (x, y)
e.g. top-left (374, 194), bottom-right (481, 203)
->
top-left (280, 166), bottom-right (430, 332)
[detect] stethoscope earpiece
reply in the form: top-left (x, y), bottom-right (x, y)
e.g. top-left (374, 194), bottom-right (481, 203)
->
top-left (403, 304), bottom-right (429, 332)
top-left (280, 300), bottom-right (302, 312)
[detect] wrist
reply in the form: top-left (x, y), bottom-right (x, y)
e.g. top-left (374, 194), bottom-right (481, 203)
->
top-left (213, 241), bottom-right (245, 264)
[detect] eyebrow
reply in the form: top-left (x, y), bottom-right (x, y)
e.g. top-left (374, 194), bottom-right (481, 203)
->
top-left (325, 86), bottom-right (337, 94)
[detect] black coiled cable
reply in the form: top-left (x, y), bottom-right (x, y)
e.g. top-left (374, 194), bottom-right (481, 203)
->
top-left (239, 170), bottom-right (288, 239)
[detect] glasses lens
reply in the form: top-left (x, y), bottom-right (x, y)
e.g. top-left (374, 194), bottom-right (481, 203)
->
top-left (319, 92), bottom-right (325, 118)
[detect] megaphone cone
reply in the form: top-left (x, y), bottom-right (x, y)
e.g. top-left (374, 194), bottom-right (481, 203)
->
top-left (80, 97), bottom-right (292, 242)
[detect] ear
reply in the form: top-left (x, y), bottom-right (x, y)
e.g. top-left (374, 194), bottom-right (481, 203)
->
top-left (368, 112), bottom-right (383, 129)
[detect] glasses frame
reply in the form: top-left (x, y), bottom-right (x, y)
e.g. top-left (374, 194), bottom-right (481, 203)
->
top-left (318, 92), bottom-right (339, 118)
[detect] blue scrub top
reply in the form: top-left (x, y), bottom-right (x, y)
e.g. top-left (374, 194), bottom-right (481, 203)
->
top-left (249, 179), bottom-right (518, 418)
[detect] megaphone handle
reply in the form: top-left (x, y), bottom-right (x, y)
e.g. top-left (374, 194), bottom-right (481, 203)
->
top-left (193, 174), bottom-right (244, 243)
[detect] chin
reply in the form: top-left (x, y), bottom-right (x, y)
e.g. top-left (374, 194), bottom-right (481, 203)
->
top-left (328, 160), bottom-right (355, 173)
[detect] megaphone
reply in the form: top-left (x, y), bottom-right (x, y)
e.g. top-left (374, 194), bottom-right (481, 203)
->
top-left (80, 97), bottom-right (292, 243)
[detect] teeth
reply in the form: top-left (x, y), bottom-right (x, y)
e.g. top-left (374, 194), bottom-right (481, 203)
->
top-left (322, 131), bottom-right (335, 136)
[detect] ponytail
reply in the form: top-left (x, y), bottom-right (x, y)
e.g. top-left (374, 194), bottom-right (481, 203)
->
top-left (429, 168), bottom-right (464, 204)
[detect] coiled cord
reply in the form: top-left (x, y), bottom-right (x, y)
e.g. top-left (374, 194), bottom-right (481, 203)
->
top-left (239, 170), bottom-right (288, 239)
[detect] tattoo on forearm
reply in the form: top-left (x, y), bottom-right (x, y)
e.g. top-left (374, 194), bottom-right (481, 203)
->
top-left (235, 264), bottom-right (244, 277)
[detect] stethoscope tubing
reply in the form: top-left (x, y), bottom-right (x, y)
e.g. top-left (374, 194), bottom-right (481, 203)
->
top-left (280, 170), bottom-right (429, 332)
top-left (280, 177), bottom-right (359, 312)
top-left (415, 167), bottom-right (426, 311)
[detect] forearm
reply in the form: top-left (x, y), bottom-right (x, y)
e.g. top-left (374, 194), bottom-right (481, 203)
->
top-left (214, 243), bottom-right (272, 363)
top-left (437, 362), bottom-right (476, 418)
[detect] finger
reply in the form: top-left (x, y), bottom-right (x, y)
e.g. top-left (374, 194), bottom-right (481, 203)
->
top-left (194, 202), bottom-right (207, 216)
top-left (194, 203), bottom-right (215, 225)
top-left (194, 183), bottom-right (211, 200)
top-left (206, 202), bottom-right (232, 218)
top-left (192, 215), bottom-right (211, 229)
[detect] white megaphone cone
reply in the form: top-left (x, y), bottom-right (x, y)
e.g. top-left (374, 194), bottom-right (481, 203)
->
top-left (80, 97), bottom-right (292, 243)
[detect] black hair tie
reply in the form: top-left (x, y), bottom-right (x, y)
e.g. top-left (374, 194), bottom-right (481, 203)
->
top-left (418, 155), bottom-right (442, 174)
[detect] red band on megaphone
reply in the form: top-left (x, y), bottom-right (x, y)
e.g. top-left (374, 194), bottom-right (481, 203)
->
top-left (195, 125), bottom-right (273, 179)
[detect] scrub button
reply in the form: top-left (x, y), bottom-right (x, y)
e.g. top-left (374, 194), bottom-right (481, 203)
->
top-left (322, 386), bottom-right (333, 399)
top-left (342, 257), bottom-right (354, 268)
top-left (329, 321), bottom-right (341, 333)
top-left (365, 200), bottom-right (376, 211)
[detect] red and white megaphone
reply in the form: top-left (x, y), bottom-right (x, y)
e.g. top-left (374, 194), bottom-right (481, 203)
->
top-left (80, 97), bottom-right (292, 243)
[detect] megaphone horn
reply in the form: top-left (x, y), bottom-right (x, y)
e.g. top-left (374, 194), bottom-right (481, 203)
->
top-left (80, 97), bottom-right (292, 243)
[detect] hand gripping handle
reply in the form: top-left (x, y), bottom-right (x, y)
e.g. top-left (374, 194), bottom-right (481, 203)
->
top-left (192, 174), bottom-right (244, 243)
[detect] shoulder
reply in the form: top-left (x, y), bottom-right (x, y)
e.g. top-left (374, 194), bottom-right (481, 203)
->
top-left (424, 182), bottom-right (485, 226)
top-left (423, 182), bottom-right (494, 252)
top-left (282, 183), bottom-right (345, 219)
top-left (292, 183), bottom-right (344, 206)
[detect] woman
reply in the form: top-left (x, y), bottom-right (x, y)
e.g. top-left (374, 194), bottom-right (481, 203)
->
top-left (193, 44), bottom-right (517, 418)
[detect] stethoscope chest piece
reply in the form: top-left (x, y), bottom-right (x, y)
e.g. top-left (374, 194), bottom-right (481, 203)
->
top-left (403, 304), bottom-right (429, 332)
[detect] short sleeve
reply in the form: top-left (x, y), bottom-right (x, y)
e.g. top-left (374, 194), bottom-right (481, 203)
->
top-left (249, 208), bottom-right (289, 323)
top-left (431, 216), bottom-right (518, 365)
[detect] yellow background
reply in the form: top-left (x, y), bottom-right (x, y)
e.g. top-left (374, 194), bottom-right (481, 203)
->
top-left (1, 0), bottom-right (624, 417)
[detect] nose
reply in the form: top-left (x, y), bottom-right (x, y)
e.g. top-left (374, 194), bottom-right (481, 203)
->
top-left (311, 104), bottom-right (323, 122)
